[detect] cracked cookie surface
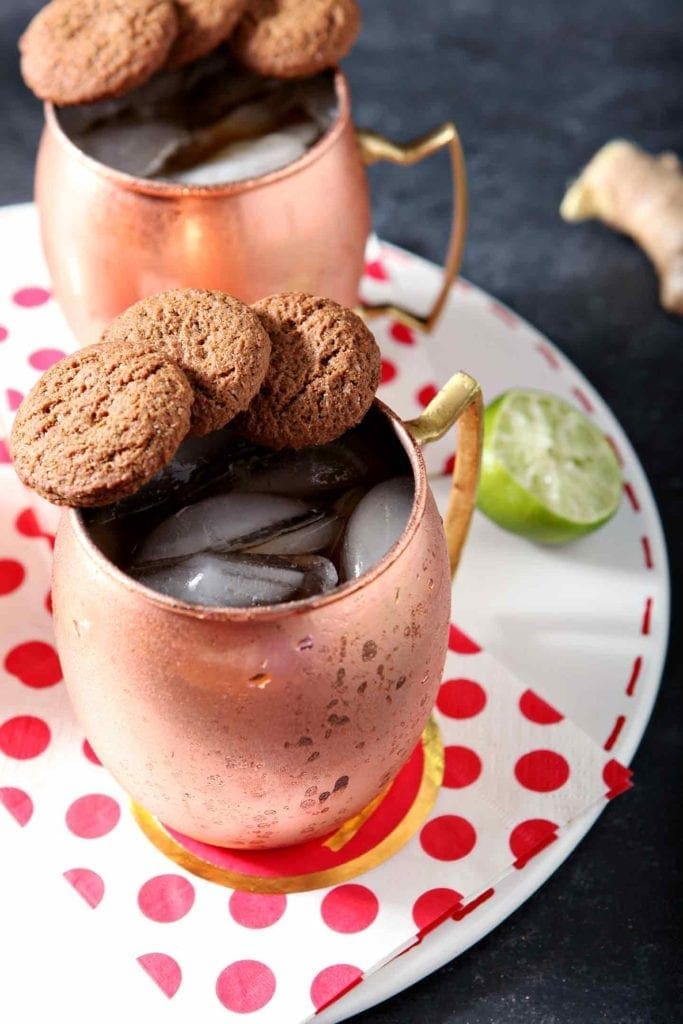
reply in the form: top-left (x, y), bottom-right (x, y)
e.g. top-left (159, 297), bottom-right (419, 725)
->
top-left (102, 289), bottom-right (272, 437)
top-left (231, 0), bottom-right (361, 79)
top-left (10, 341), bottom-right (193, 506)
top-left (165, 0), bottom-right (248, 69)
top-left (19, 0), bottom-right (179, 105)
top-left (237, 292), bottom-right (380, 449)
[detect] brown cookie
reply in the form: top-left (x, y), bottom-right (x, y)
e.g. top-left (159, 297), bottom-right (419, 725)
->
top-left (165, 0), bottom-right (248, 69)
top-left (19, 0), bottom-right (179, 106)
top-left (231, 0), bottom-right (361, 79)
top-left (102, 289), bottom-right (271, 437)
top-left (237, 293), bottom-right (380, 450)
top-left (10, 342), bottom-right (192, 507)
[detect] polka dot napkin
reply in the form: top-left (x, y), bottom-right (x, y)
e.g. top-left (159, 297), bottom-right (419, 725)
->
top-left (0, 210), bottom-right (632, 1023)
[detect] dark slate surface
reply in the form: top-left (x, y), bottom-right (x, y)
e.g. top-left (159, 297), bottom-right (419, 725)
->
top-left (1, 1), bottom-right (681, 1021)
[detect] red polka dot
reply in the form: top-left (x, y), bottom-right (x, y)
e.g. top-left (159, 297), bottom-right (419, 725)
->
top-left (82, 739), bottom-right (102, 765)
top-left (66, 794), bottom-right (120, 838)
top-left (390, 322), bottom-right (415, 345)
top-left (6, 389), bottom-right (23, 412)
top-left (490, 300), bottom-right (518, 328)
top-left (45, 590), bottom-right (53, 615)
top-left (29, 348), bottom-right (66, 371)
top-left (364, 259), bottom-right (388, 281)
top-left (509, 819), bottom-right (558, 868)
top-left (137, 953), bottom-right (182, 999)
top-left (454, 887), bottom-right (495, 920)
top-left (63, 868), bottom-right (105, 908)
top-left (310, 964), bottom-right (362, 1011)
top-left (4, 640), bottom-right (62, 687)
top-left (13, 287), bottom-right (51, 307)
top-left (380, 358), bottom-right (397, 384)
top-left (0, 326), bottom-right (8, 342)
top-left (417, 383), bottom-right (438, 408)
top-left (0, 786), bottom-right (34, 826)
top-left (14, 509), bottom-right (55, 547)
top-left (443, 453), bottom-right (456, 475)
top-left (216, 960), bottom-right (276, 1013)
top-left (448, 623), bottom-right (481, 654)
top-left (0, 440), bottom-right (10, 464)
top-left (420, 815), bottom-right (477, 861)
top-left (138, 874), bottom-right (195, 922)
top-left (321, 884), bottom-right (379, 933)
top-left (16, 508), bottom-right (41, 537)
top-left (437, 678), bottom-right (486, 719)
top-left (603, 758), bottom-right (633, 799)
top-left (0, 715), bottom-right (50, 759)
top-left (515, 750), bottom-right (570, 792)
top-left (519, 689), bottom-right (564, 725)
top-left (412, 887), bottom-right (462, 931)
top-left (0, 559), bottom-right (25, 595)
top-left (443, 745), bottom-right (482, 788)
top-left (229, 892), bottom-right (286, 929)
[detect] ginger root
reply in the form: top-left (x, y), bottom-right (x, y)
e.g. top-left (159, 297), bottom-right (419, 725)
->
top-left (561, 140), bottom-right (683, 316)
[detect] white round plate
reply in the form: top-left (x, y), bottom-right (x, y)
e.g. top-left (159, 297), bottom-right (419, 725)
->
top-left (322, 240), bottom-right (670, 1020)
top-left (0, 209), bottom-right (669, 1023)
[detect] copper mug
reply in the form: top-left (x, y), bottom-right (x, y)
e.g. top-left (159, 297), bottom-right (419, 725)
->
top-left (35, 69), bottom-right (467, 345)
top-left (52, 374), bottom-right (482, 849)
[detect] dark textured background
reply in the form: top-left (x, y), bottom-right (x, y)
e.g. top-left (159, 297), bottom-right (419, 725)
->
top-left (1, 1), bottom-right (682, 1021)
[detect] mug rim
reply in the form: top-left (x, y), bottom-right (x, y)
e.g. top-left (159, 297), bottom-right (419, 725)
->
top-left (44, 68), bottom-right (352, 199)
top-left (65, 399), bottom-right (430, 622)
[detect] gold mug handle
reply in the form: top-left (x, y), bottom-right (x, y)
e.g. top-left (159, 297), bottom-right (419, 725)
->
top-left (405, 372), bottom-right (483, 578)
top-left (356, 123), bottom-right (467, 333)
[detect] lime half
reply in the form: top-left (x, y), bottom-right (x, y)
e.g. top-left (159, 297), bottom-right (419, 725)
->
top-left (477, 389), bottom-right (623, 544)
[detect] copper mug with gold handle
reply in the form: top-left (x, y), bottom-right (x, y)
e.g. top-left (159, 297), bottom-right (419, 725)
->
top-left (52, 374), bottom-right (482, 850)
top-left (35, 70), bottom-right (466, 344)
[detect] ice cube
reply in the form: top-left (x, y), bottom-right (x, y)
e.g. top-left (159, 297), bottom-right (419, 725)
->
top-left (135, 552), bottom-right (337, 607)
top-left (86, 428), bottom-right (250, 525)
top-left (170, 427), bottom-right (245, 473)
top-left (340, 477), bottom-right (414, 581)
top-left (91, 431), bottom-right (371, 530)
top-left (230, 442), bottom-right (370, 499)
top-left (134, 493), bottom-right (318, 565)
top-left (70, 118), bottom-right (191, 177)
top-left (158, 89), bottom-right (301, 174)
top-left (295, 73), bottom-right (338, 133)
top-left (159, 428), bottom-right (255, 502)
top-left (243, 512), bottom-right (342, 555)
top-left (286, 554), bottom-right (338, 596)
top-left (163, 122), bottom-right (319, 186)
top-left (179, 52), bottom-right (282, 128)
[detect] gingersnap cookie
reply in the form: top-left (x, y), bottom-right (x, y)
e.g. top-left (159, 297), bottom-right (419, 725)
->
top-left (10, 342), bottom-right (193, 507)
top-left (165, 0), bottom-right (248, 70)
top-left (102, 289), bottom-right (271, 437)
top-left (231, 0), bottom-right (361, 79)
top-left (19, 0), bottom-right (179, 106)
top-left (237, 293), bottom-right (380, 450)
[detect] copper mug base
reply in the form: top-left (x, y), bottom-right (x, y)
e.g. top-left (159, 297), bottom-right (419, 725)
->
top-left (131, 717), bottom-right (444, 893)
top-left (52, 374), bottom-right (482, 849)
top-left (35, 70), bottom-right (467, 344)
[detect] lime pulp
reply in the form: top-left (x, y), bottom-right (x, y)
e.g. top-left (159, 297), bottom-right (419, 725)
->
top-left (476, 389), bottom-right (623, 544)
